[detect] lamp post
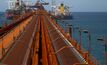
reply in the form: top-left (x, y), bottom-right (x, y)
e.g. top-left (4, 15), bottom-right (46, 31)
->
top-left (74, 26), bottom-right (82, 50)
top-left (65, 22), bottom-right (68, 32)
top-left (67, 24), bottom-right (73, 38)
top-left (78, 27), bottom-right (82, 50)
top-left (71, 26), bottom-right (82, 50)
top-left (97, 38), bottom-right (107, 65)
top-left (83, 30), bottom-right (91, 57)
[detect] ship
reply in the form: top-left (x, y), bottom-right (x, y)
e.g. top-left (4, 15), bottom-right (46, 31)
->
top-left (51, 3), bottom-right (73, 20)
top-left (5, 0), bottom-right (26, 20)
top-left (0, 0), bottom-right (102, 65)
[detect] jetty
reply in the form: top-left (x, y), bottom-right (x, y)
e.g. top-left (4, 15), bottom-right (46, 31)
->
top-left (0, 2), bottom-right (101, 65)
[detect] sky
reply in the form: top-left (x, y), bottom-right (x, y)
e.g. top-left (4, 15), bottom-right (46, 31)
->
top-left (0, 0), bottom-right (107, 12)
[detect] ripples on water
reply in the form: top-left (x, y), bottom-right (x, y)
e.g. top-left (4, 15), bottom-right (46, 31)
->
top-left (58, 12), bottom-right (107, 65)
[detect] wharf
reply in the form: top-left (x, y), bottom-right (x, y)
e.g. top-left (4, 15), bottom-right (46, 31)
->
top-left (0, 9), bottom-right (97, 65)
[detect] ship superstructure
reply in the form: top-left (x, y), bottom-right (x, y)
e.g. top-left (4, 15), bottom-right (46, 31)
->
top-left (5, 0), bottom-right (26, 20)
top-left (55, 3), bottom-right (72, 16)
top-left (51, 1), bottom-right (73, 20)
top-left (7, 0), bottom-right (21, 10)
top-left (0, 0), bottom-right (102, 65)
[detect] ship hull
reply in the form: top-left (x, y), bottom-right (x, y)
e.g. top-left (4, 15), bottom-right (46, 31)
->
top-left (5, 9), bottom-right (14, 20)
top-left (5, 14), bottom-right (13, 20)
top-left (56, 15), bottom-right (73, 20)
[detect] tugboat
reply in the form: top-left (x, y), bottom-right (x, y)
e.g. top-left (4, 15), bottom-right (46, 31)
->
top-left (51, 3), bottom-right (73, 20)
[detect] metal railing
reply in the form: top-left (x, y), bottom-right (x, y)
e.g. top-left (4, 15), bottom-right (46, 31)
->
top-left (0, 14), bottom-right (33, 60)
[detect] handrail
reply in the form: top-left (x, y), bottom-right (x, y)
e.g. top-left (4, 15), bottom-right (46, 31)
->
top-left (0, 12), bottom-right (35, 37)
top-left (49, 14), bottom-right (102, 65)
top-left (0, 12), bottom-right (34, 60)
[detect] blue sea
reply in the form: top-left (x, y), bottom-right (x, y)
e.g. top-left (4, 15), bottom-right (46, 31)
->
top-left (0, 12), bottom-right (107, 65)
top-left (57, 12), bottom-right (107, 65)
top-left (0, 12), bottom-right (11, 27)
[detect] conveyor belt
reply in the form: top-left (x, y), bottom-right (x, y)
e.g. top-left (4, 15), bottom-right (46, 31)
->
top-left (1, 10), bottom-right (89, 65)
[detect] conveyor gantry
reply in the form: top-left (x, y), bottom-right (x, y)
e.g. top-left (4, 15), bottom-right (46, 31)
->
top-left (0, 9), bottom-right (99, 65)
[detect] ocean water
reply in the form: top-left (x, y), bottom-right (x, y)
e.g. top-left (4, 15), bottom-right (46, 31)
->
top-left (58, 12), bottom-right (107, 65)
top-left (0, 12), bottom-right (107, 65)
top-left (0, 12), bottom-right (11, 27)
top-left (0, 12), bottom-right (5, 27)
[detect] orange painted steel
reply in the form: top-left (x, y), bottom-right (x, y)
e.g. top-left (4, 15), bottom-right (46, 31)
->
top-left (1, 11), bottom-right (38, 65)
top-left (41, 14), bottom-right (58, 65)
top-left (50, 17), bottom-right (93, 65)
top-left (30, 10), bottom-right (87, 65)
top-left (0, 9), bottom-right (101, 65)
top-left (73, 64), bottom-right (88, 65)
top-left (0, 15), bottom-right (33, 59)
top-left (48, 13), bottom-right (101, 65)
top-left (41, 15), bottom-right (49, 65)
top-left (32, 10), bottom-right (58, 65)
top-left (32, 13), bottom-right (41, 65)
top-left (44, 14), bottom-right (82, 65)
